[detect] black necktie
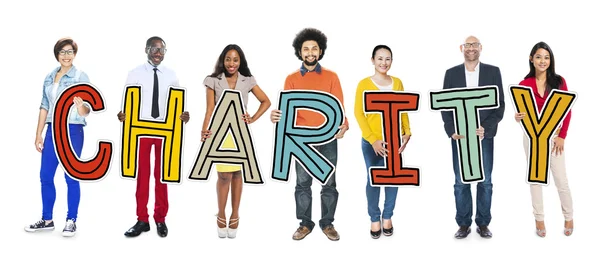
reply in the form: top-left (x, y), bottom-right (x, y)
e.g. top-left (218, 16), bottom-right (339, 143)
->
top-left (151, 67), bottom-right (159, 118)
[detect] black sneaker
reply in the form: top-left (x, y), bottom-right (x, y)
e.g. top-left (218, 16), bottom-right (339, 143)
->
top-left (62, 219), bottom-right (77, 237)
top-left (25, 219), bottom-right (54, 232)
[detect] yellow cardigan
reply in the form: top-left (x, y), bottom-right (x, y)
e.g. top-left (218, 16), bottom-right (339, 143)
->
top-left (353, 76), bottom-right (411, 144)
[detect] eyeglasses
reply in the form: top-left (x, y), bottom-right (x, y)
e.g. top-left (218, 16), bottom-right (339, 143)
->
top-left (148, 47), bottom-right (167, 54)
top-left (463, 42), bottom-right (480, 48)
top-left (59, 49), bottom-right (74, 55)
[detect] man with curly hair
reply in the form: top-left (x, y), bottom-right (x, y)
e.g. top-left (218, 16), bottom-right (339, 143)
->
top-left (271, 28), bottom-right (349, 241)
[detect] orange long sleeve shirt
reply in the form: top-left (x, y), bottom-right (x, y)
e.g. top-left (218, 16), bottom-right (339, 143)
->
top-left (283, 64), bottom-right (349, 128)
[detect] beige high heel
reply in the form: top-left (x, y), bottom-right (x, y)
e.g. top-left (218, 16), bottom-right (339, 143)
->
top-left (228, 217), bottom-right (239, 238)
top-left (535, 221), bottom-right (546, 238)
top-left (216, 215), bottom-right (227, 238)
top-left (564, 220), bottom-right (574, 236)
top-left (536, 228), bottom-right (546, 238)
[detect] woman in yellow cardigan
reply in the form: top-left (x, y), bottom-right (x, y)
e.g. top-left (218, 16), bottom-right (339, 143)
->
top-left (354, 45), bottom-right (412, 239)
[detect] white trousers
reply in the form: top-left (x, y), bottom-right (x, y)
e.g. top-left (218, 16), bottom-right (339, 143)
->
top-left (522, 134), bottom-right (573, 221)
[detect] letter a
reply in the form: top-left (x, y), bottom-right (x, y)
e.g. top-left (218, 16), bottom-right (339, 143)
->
top-left (188, 90), bottom-right (263, 184)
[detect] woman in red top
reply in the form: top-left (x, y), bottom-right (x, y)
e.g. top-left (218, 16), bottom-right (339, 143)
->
top-left (514, 42), bottom-right (574, 238)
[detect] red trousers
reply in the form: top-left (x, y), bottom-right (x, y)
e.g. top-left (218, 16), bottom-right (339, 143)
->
top-left (136, 137), bottom-right (168, 223)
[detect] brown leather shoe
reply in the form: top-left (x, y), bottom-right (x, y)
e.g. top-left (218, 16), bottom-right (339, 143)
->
top-left (292, 226), bottom-right (312, 240)
top-left (322, 225), bottom-right (340, 241)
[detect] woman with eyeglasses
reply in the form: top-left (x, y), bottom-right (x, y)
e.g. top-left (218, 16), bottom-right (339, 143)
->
top-left (25, 37), bottom-right (91, 237)
top-left (354, 45), bottom-right (412, 239)
top-left (201, 44), bottom-right (271, 238)
top-left (514, 41), bottom-right (574, 238)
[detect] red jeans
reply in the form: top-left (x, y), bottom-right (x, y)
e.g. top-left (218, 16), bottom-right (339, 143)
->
top-left (136, 137), bottom-right (168, 223)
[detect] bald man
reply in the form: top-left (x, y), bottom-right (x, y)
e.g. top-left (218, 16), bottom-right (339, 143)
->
top-left (440, 36), bottom-right (505, 239)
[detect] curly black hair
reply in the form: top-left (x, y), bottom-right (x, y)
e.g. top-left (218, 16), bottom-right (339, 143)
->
top-left (292, 28), bottom-right (327, 61)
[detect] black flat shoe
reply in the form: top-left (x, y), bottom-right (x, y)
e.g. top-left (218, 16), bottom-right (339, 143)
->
top-left (476, 225), bottom-right (492, 238)
top-left (124, 221), bottom-right (150, 237)
top-left (454, 226), bottom-right (471, 239)
top-left (383, 226), bottom-right (394, 236)
top-left (156, 222), bottom-right (168, 237)
top-left (370, 228), bottom-right (382, 239)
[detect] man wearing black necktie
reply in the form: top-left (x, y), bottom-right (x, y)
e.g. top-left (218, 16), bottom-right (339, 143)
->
top-left (118, 36), bottom-right (189, 238)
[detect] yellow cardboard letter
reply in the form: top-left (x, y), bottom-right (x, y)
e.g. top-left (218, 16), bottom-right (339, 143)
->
top-left (120, 85), bottom-right (186, 183)
top-left (510, 85), bottom-right (576, 184)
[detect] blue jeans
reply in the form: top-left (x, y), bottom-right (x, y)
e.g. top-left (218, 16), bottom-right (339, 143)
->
top-left (295, 140), bottom-right (338, 230)
top-left (451, 137), bottom-right (494, 227)
top-left (362, 139), bottom-right (398, 222)
top-left (40, 123), bottom-right (84, 221)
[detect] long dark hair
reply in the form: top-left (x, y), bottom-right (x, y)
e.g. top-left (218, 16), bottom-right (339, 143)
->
top-left (210, 44), bottom-right (252, 78)
top-left (525, 41), bottom-right (563, 94)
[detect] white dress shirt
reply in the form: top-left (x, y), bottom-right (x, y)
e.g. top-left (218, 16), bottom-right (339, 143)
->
top-left (125, 61), bottom-right (180, 121)
top-left (464, 62), bottom-right (480, 87)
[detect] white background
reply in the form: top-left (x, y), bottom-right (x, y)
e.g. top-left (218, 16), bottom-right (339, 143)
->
top-left (1, 0), bottom-right (598, 265)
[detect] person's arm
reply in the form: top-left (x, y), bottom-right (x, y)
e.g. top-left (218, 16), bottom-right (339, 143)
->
top-left (330, 73), bottom-right (349, 139)
top-left (39, 79), bottom-right (50, 113)
top-left (75, 72), bottom-right (91, 117)
top-left (396, 79), bottom-right (412, 153)
top-left (441, 69), bottom-right (456, 138)
top-left (557, 77), bottom-right (572, 139)
top-left (172, 72), bottom-right (189, 123)
top-left (353, 80), bottom-right (377, 144)
top-left (398, 112), bottom-right (412, 152)
top-left (118, 71), bottom-right (137, 122)
top-left (481, 67), bottom-right (505, 129)
top-left (331, 73), bottom-right (349, 128)
top-left (201, 87), bottom-right (216, 141)
top-left (246, 84), bottom-right (271, 124)
top-left (396, 79), bottom-right (412, 136)
top-left (36, 79), bottom-right (50, 152)
top-left (125, 70), bottom-right (136, 85)
top-left (35, 108), bottom-right (48, 152)
top-left (400, 112), bottom-right (411, 135)
top-left (271, 75), bottom-right (293, 123)
top-left (173, 71), bottom-right (180, 88)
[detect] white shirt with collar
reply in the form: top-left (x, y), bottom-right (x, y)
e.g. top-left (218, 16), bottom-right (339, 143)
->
top-left (125, 61), bottom-right (180, 121)
top-left (464, 61), bottom-right (480, 87)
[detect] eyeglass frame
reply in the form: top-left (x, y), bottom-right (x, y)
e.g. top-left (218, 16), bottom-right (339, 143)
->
top-left (59, 49), bottom-right (75, 55)
top-left (462, 42), bottom-right (481, 49)
top-left (147, 47), bottom-right (167, 54)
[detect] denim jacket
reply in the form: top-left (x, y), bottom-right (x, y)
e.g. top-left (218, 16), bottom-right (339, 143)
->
top-left (40, 65), bottom-right (90, 126)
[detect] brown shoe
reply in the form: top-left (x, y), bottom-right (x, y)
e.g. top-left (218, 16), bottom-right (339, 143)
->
top-left (322, 225), bottom-right (340, 241)
top-left (292, 226), bottom-right (312, 240)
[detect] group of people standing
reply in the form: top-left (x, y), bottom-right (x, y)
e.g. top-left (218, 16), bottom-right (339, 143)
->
top-left (24, 28), bottom-right (574, 241)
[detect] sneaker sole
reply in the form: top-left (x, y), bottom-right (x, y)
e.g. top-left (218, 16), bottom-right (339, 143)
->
top-left (62, 231), bottom-right (76, 237)
top-left (24, 227), bottom-right (54, 232)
